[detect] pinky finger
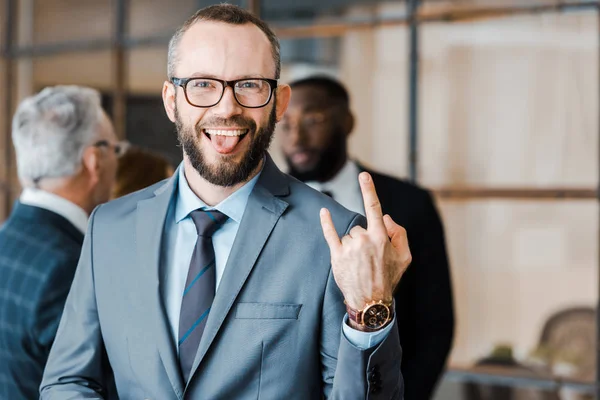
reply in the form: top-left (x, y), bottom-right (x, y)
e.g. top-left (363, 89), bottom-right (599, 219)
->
top-left (320, 208), bottom-right (342, 253)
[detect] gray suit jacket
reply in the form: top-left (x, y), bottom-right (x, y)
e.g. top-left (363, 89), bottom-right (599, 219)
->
top-left (41, 156), bottom-right (403, 399)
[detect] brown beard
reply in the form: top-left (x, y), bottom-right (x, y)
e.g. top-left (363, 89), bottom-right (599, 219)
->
top-left (174, 103), bottom-right (277, 187)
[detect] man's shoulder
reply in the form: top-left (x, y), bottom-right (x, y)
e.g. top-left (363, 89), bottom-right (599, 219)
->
top-left (285, 174), bottom-right (365, 230)
top-left (364, 168), bottom-right (431, 199)
top-left (0, 206), bottom-right (81, 254)
top-left (95, 178), bottom-right (169, 219)
top-left (358, 166), bottom-right (438, 225)
top-left (0, 216), bottom-right (81, 294)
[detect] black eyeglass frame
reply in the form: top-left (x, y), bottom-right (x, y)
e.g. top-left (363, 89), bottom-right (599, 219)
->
top-left (93, 140), bottom-right (129, 157)
top-left (170, 77), bottom-right (278, 109)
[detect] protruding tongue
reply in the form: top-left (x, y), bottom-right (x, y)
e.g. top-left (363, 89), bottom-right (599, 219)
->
top-left (211, 133), bottom-right (241, 154)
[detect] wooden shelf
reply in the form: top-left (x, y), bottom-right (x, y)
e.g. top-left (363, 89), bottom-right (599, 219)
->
top-left (419, 1), bottom-right (598, 23)
top-left (272, 1), bottom-right (597, 39)
top-left (432, 187), bottom-right (598, 200)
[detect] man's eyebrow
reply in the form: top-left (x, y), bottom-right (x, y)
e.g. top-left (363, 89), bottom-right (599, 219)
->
top-left (187, 73), bottom-right (270, 80)
top-left (300, 105), bottom-right (329, 112)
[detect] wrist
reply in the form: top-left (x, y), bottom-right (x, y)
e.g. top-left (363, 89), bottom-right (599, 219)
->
top-left (345, 299), bottom-right (394, 332)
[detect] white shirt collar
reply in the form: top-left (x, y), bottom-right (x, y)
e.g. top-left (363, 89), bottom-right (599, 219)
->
top-left (304, 160), bottom-right (365, 215)
top-left (20, 188), bottom-right (89, 233)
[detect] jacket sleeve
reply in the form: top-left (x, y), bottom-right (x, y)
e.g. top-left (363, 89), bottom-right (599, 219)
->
top-left (400, 190), bottom-right (454, 400)
top-left (321, 213), bottom-right (404, 400)
top-left (40, 207), bottom-right (112, 399)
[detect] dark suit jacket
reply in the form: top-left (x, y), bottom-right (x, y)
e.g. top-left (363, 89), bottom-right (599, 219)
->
top-left (0, 202), bottom-right (84, 400)
top-left (360, 165), bottom-right (455, 400)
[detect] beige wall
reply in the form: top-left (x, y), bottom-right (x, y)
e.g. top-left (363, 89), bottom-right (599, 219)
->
top-left (129, 0), bottom-right (197, 39)
top-left (33, 51), bottom-right (113, 91)
top-left (31, 0), bottom-right (111, 46)
top-left (127, 47), bottom-right (167, 95)
top-left (441, 200), bottom-right (597, 364)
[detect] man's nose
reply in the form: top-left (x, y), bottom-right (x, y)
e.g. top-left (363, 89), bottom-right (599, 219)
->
top-left (287, 122), bottom-right (308, 146)
top-left (212, 86), bottom-right (243, 118)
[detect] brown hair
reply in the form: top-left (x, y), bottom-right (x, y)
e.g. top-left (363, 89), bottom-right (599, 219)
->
top-left (167, 4), bottom-right (281, 79)
top-left (112, 146), bottom-right (174, 199)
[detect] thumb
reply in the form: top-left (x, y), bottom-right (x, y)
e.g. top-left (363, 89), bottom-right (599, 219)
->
top-left (383, 214), bottom-right (406, 248)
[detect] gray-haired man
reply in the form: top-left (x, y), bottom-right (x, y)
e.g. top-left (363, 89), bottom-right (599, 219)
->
top-left (0, 85), bottom-right (122, 400)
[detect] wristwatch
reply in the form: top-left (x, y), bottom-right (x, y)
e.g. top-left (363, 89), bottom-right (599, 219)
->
top-left (346, 299), bottom-right (394, 332)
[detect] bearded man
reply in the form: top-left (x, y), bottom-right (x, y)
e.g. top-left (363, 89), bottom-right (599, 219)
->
top-left (41, 5), bottom-right (411, 399)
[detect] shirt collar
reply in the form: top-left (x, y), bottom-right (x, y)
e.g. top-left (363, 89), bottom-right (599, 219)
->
top-left (19, 188), bottom-right (89, 233)
top-left (174, 162), bottom-right (262, 224)
top-left (305, 160), bottom-right (360, 196)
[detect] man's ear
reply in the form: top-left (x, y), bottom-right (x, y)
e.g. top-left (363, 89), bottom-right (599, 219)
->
top-left (81, 146), bottom-right (101, 186)
top-left (343, 110), bottom-right (355, 138)
top-left (275, 84), bottom-right (292, 122)
top-left (163, 81), bottom-right (177, 123)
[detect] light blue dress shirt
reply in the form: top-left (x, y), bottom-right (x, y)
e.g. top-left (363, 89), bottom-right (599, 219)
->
top-left (162, 164), bottom-right (393, 353)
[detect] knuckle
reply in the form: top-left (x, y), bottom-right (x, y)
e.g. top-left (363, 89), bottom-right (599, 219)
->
top-left (355, 234), bottom-right (370, 246)
top-left (368, 199), bottom-right (381, 209)
top-left (349, 226), bottom-right (364, 236)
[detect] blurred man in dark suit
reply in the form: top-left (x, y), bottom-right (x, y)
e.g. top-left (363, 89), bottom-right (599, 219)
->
top-left (280, 76), bottom-right (455, 400)
top-left (0, 86), bottom-right (121, 399)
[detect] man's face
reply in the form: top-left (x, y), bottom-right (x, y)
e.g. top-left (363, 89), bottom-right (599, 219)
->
top-left (163, 21), bottom-right (289, 187)
top-left (280, 86), bottom-right (349, 182)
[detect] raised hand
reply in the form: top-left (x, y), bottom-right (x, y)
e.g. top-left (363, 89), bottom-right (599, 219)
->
top-left (320, 172), bottom-right (412, 315)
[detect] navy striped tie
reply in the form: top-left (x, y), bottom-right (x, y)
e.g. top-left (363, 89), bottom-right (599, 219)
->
top-left (178, 209), bottom-right (227, 382)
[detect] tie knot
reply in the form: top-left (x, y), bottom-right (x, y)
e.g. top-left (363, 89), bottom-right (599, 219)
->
top-left (189, 209), bottom-right (228, 237)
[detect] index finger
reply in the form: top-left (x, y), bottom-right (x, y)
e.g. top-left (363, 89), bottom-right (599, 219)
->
top-left (359, 172), bottom-right (385, 232)
top-left (320, 208), bottom-right (342, 254)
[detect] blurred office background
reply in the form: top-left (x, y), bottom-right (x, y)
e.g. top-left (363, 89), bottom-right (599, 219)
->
top-left (0, 0), bottom-right (598, 398)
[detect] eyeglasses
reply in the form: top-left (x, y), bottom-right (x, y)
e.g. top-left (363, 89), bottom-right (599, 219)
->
top-left (280, 112), bottom-right (329, 133)
top-left (171, 77), bottom-right (278, 109)
top-left (93, 140), bottom-right (130, 158)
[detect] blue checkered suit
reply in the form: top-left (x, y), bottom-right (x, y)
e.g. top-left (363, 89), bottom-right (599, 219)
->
top-left (0, 202), bottom-right (84, 400)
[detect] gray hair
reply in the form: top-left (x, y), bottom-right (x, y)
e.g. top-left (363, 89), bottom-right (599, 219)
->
top-left (167, 4), bottom-right (281, 79)
top-left (11, 85), bottom-right (103, 185)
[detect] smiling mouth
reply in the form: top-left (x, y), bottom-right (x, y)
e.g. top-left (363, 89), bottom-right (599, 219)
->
top-left (290, 149), bottom-right (316, 166)
top-left (202, 128), bottom-right (250, 154)
top-left (203, 128), bottom-right (249, 138)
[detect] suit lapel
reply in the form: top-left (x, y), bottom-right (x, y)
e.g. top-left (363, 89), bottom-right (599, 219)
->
top-left (135, 175), bottom-right (185, 397)
top-left (185, 156), bottom-right (290, 388)
top-left (355, 162), bottom-right (367, 174)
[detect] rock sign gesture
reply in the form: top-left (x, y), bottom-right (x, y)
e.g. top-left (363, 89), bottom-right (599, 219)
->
top-left (320, 172), bottom-right (412, 328)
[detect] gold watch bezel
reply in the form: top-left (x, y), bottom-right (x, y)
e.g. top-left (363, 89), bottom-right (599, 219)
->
top-left (361, 300), bottom-right (392, 329)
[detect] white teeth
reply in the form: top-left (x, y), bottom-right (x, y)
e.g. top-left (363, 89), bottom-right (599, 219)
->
top-left (205, 129), bottom-right (247, 137)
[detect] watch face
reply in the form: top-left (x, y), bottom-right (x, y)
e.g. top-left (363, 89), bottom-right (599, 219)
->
top-left (363, 303), bottom-right (390, 329)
